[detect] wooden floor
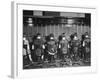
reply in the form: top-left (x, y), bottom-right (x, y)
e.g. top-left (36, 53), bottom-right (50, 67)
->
top-left (23, 58), bottom-right (91, 69)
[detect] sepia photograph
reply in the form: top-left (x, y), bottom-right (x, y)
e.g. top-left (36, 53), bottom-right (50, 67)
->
top-left (23, 10), bottom-right (91, 69)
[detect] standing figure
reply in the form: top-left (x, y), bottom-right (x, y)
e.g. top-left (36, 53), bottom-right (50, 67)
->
top-left (81, 32), bottom-right (91, 61)
top-left (23, 35), bottom-right (32, 67)
top-left (32, 33), bottom-right (45, 62)
top-left (69, 33), bottom-right (80, 61)
top-left (58, 33), bottom-right (69, 61)
top-left (46, 34), bottom-right (57, 63)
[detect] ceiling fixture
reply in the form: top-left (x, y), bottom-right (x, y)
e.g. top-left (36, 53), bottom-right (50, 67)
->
top-left (27, 17), bottom-right (33, 27)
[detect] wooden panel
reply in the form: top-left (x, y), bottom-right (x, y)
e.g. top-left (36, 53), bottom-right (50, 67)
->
top-left (60, 12), bottom-right (85, 18)
top-left (33, 11), bottom-right (42, 16)
top-left (23, 10), bottom-right (33, 16)
top-left (43, 11), bottom-right (60, 17)
top-left (23, 23), bottom-right (90, 41)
